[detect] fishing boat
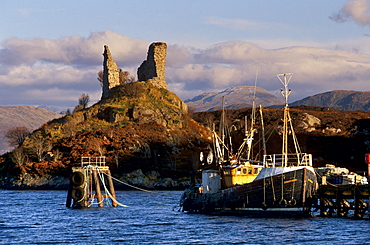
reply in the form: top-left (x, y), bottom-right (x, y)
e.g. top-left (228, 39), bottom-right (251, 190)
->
top-left (180, 73), bottom-right (318, 217)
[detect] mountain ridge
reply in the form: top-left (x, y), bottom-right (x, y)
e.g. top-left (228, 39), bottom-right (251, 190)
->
top-left (187, 87), bottom-right (370, 112)
top-left (0, 105), bottom-right (62, 153)
top-left (291, 90), bottom-right (370, 111)
top-left (185, 86), bottom-right (284, 111)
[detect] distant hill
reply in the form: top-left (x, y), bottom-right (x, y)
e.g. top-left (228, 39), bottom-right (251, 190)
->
top-left (0, 105), bottom-right (62, 154)
top-left (37, 105), bottom-right (73, 114)
top-left (185, 86), bottom-right (284, 111)
top-left (291, 90), bottom-right (370, 111)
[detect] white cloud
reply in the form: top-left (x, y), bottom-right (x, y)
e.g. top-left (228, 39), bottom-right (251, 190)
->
top-left (166, 41), bottom-right (370, 101)
top-left (0, 31), bottom-right (150, 106)
top-left (1, 31), bottom-right (370, 106)
top-left (0, 63), bottom-right (98, 86)
top-left (0, 31), bottom-right (149, 67)
top-left (330, 0), bottom-right (370, 27)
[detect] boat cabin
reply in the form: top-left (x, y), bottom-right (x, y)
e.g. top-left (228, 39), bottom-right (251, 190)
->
top-left (222, 163), bottom-right (263, 188)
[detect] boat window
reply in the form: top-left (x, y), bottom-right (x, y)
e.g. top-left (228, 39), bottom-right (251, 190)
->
top-left (253, 168), bottom-right (259, 174)
top-left (242, 168), bottom-right (247, 174)
top-left (248, 168), bottom-right (252, 174)
top-left (237, 168), bottom-right (241, 174)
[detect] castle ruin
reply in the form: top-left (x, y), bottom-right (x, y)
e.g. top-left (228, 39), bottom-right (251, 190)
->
top-left (101, 42), bottom-right (168, 99)
top-left (137, 42), bottom-right (168, 89)
top-left (101, 45), bottom-right (120, 98)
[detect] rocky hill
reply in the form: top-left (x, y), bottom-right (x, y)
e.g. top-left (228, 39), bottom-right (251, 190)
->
top-left (0, 106), bottom-right (62, 154)
top-left (185, 86), bottom-right (284, 112)
top-left (0, 43), bottom-right (212, 190)
top-left (289, 90), bottom-right (370, 111)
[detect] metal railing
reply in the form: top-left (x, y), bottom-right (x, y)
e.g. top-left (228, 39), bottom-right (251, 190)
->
top-left (263, 153), bottom-right (312, 168)
top-left (81, 156), bottom-right (106, 167)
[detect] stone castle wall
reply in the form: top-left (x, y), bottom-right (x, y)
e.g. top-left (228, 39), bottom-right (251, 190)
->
top-left (102, 45), bottom-right (120, 98)
top-left (137, 42), bottom-right (168, 89)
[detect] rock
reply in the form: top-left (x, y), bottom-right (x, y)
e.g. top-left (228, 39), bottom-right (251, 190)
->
top-left (299, 112), bottom-right (321, 132)
top-left (0, 174), bottom-right (69, 190)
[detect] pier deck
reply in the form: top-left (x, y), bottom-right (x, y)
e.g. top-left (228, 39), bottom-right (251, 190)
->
top-left (311, 183), bottom-right (370, 218)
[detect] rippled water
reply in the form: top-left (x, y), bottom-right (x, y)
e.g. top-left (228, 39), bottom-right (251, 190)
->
top-left (0, 190), bottom-right (368, 244)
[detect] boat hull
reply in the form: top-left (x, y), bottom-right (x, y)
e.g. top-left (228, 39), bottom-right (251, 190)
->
top-left (181, 167), bottom-right (317, 217)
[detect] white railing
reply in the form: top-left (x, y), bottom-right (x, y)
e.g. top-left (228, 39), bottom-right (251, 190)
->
top-left (81, 156), bottom-right (106, 167)
top-left (263, 153), bottom-right (312, 168)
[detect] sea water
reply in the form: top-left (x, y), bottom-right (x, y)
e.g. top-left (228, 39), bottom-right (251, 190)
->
top-left (0, 190), bottom-right (368, 244)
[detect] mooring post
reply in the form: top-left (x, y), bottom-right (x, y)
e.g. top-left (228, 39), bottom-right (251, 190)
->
top-left (93, 169), bottom-right (104, 207)
top-left (67, 156), bottom-right (120, 209)
top-left (107, 169), bottom-right (118, 207)
top-left (66, 176), bottom-right (73, 208)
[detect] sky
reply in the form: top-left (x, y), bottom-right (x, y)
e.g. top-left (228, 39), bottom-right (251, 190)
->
top-left (1, 0), bottom-right (370, 109)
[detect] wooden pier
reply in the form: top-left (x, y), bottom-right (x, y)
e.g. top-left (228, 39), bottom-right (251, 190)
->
top-left (311, 183), bottom-right (370, 219)
top-left (66, 157), bottom-right (118, 208)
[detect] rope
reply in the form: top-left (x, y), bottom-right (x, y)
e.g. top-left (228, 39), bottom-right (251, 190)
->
top-left (101, 171), bottom-right (156, 193)
top-left (270, 175), bottom-right (276, 202)
top-left (96, 169), bottom-right (128, 207)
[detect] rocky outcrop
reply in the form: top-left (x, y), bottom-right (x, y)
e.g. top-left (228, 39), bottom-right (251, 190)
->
top-left (299, 113), bottom-right (321, 132)
top-left (118, 169), bottom-right (190, 189)
top-left (137, 42), bottom-right (168, 89)
top-left (0, 171), bottom-right (191, 190)
top-left (0, 174), bottom-right (69, 190)
top-left (102, 45), bottom-right (120, 99)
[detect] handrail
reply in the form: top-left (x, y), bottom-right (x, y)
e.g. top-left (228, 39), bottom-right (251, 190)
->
top-left (81, 156), bottom-right (106, 167)
top-left (263, 153), bottom-right (312, 167)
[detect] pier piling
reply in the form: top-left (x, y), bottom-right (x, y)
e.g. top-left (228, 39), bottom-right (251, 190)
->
top-left (66, 156), bottom-right (118, 208)
top-left (313, 183), bottom-right (369, 219)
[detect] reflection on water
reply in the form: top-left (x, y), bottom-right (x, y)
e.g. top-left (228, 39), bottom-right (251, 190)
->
top-left (0, 190), bottom-right (368, 244)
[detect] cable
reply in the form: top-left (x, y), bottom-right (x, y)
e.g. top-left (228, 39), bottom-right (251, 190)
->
top-left (101, 171), bottom-right (156, 193)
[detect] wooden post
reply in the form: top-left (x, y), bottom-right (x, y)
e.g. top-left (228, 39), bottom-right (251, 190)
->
top-left (66, 176), bottom-right (73, 208)
top-left (93, 169), bottom-right (104, 207)
top-left (107, 169), bottom-right (118, 207)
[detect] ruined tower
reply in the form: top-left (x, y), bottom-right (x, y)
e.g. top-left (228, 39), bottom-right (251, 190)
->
top-left (102, 45), bottom-right (120, 99)
top-left (137, 42), bottom-right (168, 89)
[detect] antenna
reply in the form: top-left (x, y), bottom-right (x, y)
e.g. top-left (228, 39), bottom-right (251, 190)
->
top-left (277, 73), bottom-right (293, 107)
top-left (277, 73), bottom-right (293, 166)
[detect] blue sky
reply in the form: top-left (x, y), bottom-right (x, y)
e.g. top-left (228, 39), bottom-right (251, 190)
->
top-left (1, 0), bottom-right (370, 108)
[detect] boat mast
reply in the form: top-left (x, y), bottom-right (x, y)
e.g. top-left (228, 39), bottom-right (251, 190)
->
top-left (259, 105), bottom-right (267, 156)
top-left (220, 96), bottom-right (226, 161)
top-left (246, 70), bottom-right (258, 160)
top-left (277, 73), bottom-right (292, 167)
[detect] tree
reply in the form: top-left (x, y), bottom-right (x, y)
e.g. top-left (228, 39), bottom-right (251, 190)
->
top-left (86, 136), bottom-right (106, 156)
top-left (5, 127), bottom-right (31, 147)
top-left (11, 147), bottom-right (28, 167)
top-left (97, 71), bottom-right (103, 86)
top-left (30, 135), bottom-right (52, 162)
top-left (118, 69), bottom-right (135, 84)
top-left (78, 93), bottom-right (90, 109)
top-left (97, 69), bottom-right (135, 87)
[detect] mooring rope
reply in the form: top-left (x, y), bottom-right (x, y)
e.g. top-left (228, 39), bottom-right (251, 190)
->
top-left (101, 171), bottom-right (156, 193)
top-left (270, 175), bottom-right (276, 202)
top-left (96, 169), bottom-right (128, 207)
